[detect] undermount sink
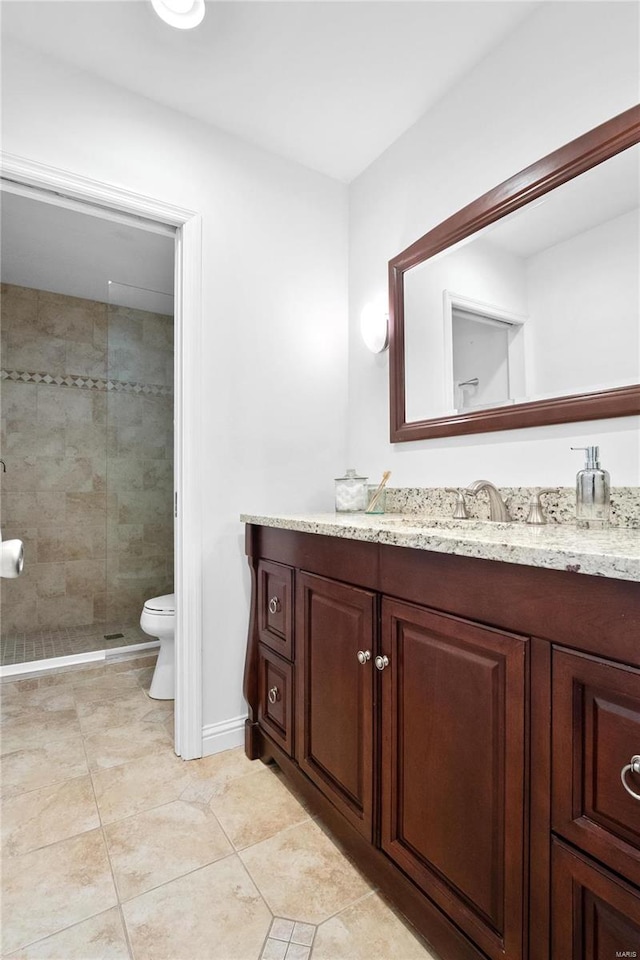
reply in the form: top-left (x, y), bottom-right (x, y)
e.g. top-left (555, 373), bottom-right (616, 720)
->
top-left (371, 515), bottom-right (514, 531)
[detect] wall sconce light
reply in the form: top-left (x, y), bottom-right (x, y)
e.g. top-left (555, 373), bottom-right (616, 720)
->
top-left (151, 0), bottom-right (205, 29)
top-left (360, 304), bottom-right (389, 354)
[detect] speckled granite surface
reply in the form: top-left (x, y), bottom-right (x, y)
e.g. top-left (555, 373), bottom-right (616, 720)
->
top-left (240, 511), bottom-right (640, 582)
top-left (385, 487), bottom-right (640, 527)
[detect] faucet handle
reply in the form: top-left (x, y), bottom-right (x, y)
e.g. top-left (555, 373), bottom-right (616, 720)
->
top-left (445, 488), bottom-right (469, 520)
top-left (526, 487), bottom-right (559, 525)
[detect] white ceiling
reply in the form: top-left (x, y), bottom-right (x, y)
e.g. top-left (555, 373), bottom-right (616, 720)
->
top-left (1, 0), bottom-right (537, 182)
top-left (1, 190), bottom-right (175, 309)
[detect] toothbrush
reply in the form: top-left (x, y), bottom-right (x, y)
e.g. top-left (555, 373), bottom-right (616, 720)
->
top-left (366, 470), bottom-right (391, 514)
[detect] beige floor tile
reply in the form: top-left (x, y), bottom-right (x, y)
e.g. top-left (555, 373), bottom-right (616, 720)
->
top-left (178, 745), bottom-right (267, 803)
top-left (313, 892), bottom-right (439, 959)
top-left (1, 686), bottom-right (76, 721)
top-left (0, 736), bottom-right (89, 798)
top-left (71, 673), bottom-right (142, 705)
top-left (107, 654), bottom-right (158, 674)
top-left (1, 829), bottom-right (117, 955)
top-left (123, 855), bottom-right (271, 960)
top-left (209, 767), bottom-right (311, 849)
top-left (1, 775), bottom-right (99, 857)
top-left (1, 678), bottom-right (40, 693)
top-left (0, 710), bottom-right (82, 756)
top-left (76, 688), bottom-right (166, 735)
top-left (4, 907), bottom-right (129, 959)
top-left (83, 718), bottom-right (173, 772)
top-left (133, 666), bottom-right (156, 691)
top-left (105, 798), bottom-right (233, 899)
top-left (40, 665), bottom-right (115, 685)
top-left (271, 764), bottom-right (312, 810)
top-left (240, 819), bottom-right (372, 924)
top-left (92, 750), bottom-right (191, 823)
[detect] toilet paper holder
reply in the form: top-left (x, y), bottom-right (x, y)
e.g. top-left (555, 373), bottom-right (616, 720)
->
top-left (0, 539), bottom-right (24, 578)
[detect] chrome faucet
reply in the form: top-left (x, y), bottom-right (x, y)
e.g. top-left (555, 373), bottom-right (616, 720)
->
top-left (465, 480), bottom-right (511, 522)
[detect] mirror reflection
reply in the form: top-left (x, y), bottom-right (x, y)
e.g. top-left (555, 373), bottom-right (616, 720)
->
top-left (404, 144), bottom-right (639, 423)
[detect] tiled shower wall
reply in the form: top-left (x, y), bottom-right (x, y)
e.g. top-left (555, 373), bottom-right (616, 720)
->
top-left (0, 283), bottom-right (173, 638)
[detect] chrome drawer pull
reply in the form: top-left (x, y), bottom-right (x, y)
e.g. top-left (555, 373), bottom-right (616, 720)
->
top-left (268, 686), bottom-right (280, 705)
top-left (620, 755), bottom-right (640, 801)
top-left (357, 650), bottom-right (371, 664)
top-left (375, 655), bottom-right (390, 672)
top-left (268, 597), bottom-right (281, 615)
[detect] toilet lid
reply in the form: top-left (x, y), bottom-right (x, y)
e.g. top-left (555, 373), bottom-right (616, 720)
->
top-left (143, 593), bottom-right (175, 615)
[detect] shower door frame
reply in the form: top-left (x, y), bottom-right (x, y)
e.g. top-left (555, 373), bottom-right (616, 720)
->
top-left (1, 153), bottom-right (204, 760)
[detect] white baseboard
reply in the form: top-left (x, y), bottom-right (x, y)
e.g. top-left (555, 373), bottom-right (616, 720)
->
top-left (201, 714), bottom-right (246, 756)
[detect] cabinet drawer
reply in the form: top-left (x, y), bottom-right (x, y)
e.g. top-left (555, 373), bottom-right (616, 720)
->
top-left (552, 839), bottom-right (640, 960)
top-left (552, 648), bottom-right (640, 886)
top-left (258, 645), bottom-right (293, 756)
top-left (258, 560), bottom-right (294, 660)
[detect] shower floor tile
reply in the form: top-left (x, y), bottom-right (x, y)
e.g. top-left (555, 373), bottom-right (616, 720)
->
top-left (0, 622), bottom-right (151, 666)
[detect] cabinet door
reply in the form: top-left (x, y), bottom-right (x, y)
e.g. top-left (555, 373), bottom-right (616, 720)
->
top-left (552, 839), bottom-right (640, 959)
top-left (296, 572), bottom-right (375, 840)
top-left (380, 598), bottom-right (527, 960)
top-left (552, 648), bottom-right (640, 887)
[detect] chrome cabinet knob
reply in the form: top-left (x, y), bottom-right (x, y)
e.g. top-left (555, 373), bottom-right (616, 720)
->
top-left (268, 597), bottom-right (281, 615)
top-left (375, 655), bottom-right (390, 671)
top-left (357, 650), bottom-right (371, 664)
top-left (268, 686), bottom-right (280, 705)
top-left (621, 755), bottom-right (640, 800)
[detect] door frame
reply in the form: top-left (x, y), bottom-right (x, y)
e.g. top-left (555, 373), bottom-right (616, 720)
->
top-left (0, 152), bottom-right (204, 760)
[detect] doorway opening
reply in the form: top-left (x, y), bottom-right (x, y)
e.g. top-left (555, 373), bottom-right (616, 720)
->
top-left (443, 292), bottom-right (527, 414)
top-left (0, 156), bottom-right (203, 759)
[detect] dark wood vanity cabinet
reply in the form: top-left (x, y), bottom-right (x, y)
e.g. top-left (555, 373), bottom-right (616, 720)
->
top-left (551, 649), bottom-right (640, 888)
top-left (551, 840), bottom-right (640, 959)
top-left (243, 525), bottom-right (640, 960)
top-left (257, 559), bottom-right (294, 660)
top-left (295, 572), bottom-right (376, 840)
top-left (380, 599), bottom-right (527, 960)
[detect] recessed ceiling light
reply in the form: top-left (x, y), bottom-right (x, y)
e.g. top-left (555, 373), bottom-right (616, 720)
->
top-left (151, 0), bottom-right (205, 30)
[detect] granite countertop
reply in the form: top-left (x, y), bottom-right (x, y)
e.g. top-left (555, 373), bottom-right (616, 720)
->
top-left (240, 512), bottom-right (640, 582)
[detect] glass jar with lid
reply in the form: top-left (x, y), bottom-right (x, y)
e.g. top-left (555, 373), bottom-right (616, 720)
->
top-left (335, 468), bottom-right (368, 512)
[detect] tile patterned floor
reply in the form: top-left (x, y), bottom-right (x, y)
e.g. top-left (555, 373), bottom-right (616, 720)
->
top-left (0, 655), bottom-right (440, 960)
top-left (1, 621), bottom-right (153, 665)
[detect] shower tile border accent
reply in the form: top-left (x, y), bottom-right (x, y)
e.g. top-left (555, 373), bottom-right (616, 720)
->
top-left (1, 369), bottom-right (173, 397)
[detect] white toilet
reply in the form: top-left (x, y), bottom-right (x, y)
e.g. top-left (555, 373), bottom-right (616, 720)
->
top-left (140, 593), bottom-right (175, 700)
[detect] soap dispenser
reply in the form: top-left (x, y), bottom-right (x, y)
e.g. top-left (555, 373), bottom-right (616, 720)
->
top-left (571, 446), bottom-right (610, 528)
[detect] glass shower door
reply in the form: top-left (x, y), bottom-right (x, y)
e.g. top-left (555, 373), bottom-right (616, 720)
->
top-left (105, 281), bottom-right (175, 649)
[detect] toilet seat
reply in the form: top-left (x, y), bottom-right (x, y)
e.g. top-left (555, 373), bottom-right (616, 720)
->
top-left (143, 593), bottom-right (175, 616)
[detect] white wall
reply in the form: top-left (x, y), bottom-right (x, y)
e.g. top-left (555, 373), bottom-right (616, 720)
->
top-left (1, 40), bottom-right (349, 736)
top-left (526, 210), bottom-right (639, 398)
top-left (348, 1), bottom-right (640, 487)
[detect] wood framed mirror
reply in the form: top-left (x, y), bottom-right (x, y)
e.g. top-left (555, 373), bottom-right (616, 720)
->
top-left (389, 105), bottom-right (640, 442)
